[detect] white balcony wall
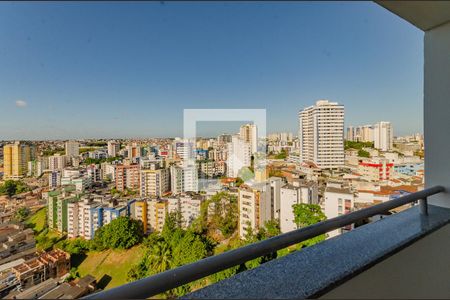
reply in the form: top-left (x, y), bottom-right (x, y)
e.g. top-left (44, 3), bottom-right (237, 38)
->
top-left (425, 21), bottom-right (450, 207)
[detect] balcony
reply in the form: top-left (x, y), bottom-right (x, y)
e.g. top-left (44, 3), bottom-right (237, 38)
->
top-left (84, 2), bottom-right (450, 299)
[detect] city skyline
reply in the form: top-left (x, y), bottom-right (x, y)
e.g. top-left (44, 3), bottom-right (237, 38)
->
top-left (0, 2), bottom-right (423, 139)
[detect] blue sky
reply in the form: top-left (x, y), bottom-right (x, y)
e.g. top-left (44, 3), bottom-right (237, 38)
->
top-left (0, 1), bottom-right (423, 139)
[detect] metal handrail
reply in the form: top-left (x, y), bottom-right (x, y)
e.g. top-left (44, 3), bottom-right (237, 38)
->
top-left (84, 185), bottom-right (445, 299)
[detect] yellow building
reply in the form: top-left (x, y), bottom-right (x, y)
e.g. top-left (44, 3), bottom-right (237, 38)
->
top-left (140, 168), bottom-right (170, 197)
top-left (3, 142), bottom-right (34, 180)
top-left (134, 199), bottom-right (168, 234)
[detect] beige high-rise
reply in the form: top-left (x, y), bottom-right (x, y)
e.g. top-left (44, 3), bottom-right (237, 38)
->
top-left (3, 141), bottom-right (35, 179)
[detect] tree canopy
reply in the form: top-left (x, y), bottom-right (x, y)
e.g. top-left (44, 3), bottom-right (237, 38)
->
top-left (0, 180), bottom-right (29, 197)
top-left (358, 149), bottom-right (371, 158)
top-left (292, 203), bottom-right (327, 248)
top-left (92, 217), bottom-right (143, 250)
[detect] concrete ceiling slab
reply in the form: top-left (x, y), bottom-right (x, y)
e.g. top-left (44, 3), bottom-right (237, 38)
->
top-left (376, 1), bottom-right (450, 31)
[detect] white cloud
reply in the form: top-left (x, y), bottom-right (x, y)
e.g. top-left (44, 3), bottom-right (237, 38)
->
top-left (15, 100), bottom-right (27, 108)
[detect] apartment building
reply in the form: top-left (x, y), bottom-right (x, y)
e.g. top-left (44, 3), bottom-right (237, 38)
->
top-left (67, 197), bottom-right (131, 240)
top-left (358, 158), bottom-right (394, 181)
top-left (65, 141), bottom-right (79, 158)
top-left (166, 194), bottom-right (204, 228)
top-left (170, 165), bottom-right (184, 194)
top-left (238, 182), bottom-right (272, 239)
top-left (27, 157), bottom-right (48, 177)
top-left (347, 125), bottom-right (374, 142)
top-left (227, 135), bottom-right (251, 178)
top-left (140, 168), bottom-right (170, 197)
top-left (48, 154), bottom-right (68, 171)
top-left (299, 100), bottom-right (345, 169)
top-left (239, 123), bottom-right (258, 154)
top-left (279, 180), bottom-right (318, 233)
top-left (48, 170), bottom-right (61, 189)
top-left (107, 140), bottom-right (120, 157)
top-left (3, 142), bottom-right (35, 179)
top-left (323, 183), bottom-right (354, 238)
top-left (269, 177), bottom-right (283, 220)
top-left (47, 189), bottom-right (80, 233)
top-left (374, 121), bottom-right (394, 151)
top-left (134, 199), bottom-right (167, 234)
top-left (115, 163), bottom-right (140, 191)
top-left (86, 164), bottom-right (101, 183)
top-left (126, 143), bottom-right (141, 160)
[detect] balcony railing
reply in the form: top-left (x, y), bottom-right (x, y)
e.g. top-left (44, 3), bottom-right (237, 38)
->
top-left (84, 185), bottom-right (445, 299)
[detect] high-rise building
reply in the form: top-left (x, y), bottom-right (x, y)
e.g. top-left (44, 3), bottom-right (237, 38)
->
top-left (115, 164), bottom-right (140, 191)
top-left (217, 134), bottom-right (232, 145)
top-left (347, 125), bottom-right (374, 142)
top-left (182, 162), bottom-right (198, 192)
top-left (239, 124), bottom-right (258, 154)
top-left (170, 165), bottom-right (184, 194)
top-left (299, 100), bottom-right (344, 169)
top-left (361, 125), bottom-right (374, 142)
top-left (65, 141), bottom-right (79, 158)
top-left (48, 154), bottom-right (68, 171)
top-left (126, 143), bottom-right (141, 160)
top-left (227, 135), bottom-right (251, 178)
top-left (3, 142), bottom-right (35, 179)
top-left (167, 195), bottom-right (203, 228)
top-left (346, 126), bottom-right (354, 141)
top-left (49, 170), bottom-right (62, 188)
top-left (27, 157), bottom-right (48, 177)
top-left (374, 121), bottom-right (393, 151)
top-left (140, 168), bottom-right (170, 197)
top-left (134, 199), bottom-right (168, 234)
top-left (107, 140), bottom-right (120, 157)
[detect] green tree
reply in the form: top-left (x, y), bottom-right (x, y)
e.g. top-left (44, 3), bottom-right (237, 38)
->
top-left (209, 192), bottom-right (238, 239)
top-left (274, 149), bottom-right (287, 159)
top-left (345, 140), bottom-right (374, 150)
top-left (263, 219), bottom-right (281, 238)
top-left (0, 180), bottom-right (30, 197)
top-left (0, 180), bottom-right (17, 198)
top-left (92, 217), bottom-right (143, 250)
top-left (14, 207), bottom-right (30, 222)
top-left (235, 177), bottom-right (244, 187)
top-left (148, 239), bottom-right (173, 274)
top-left (292, 203), bottom-right (327, 248)
top-left (358, 149), bottom-right (370, 158)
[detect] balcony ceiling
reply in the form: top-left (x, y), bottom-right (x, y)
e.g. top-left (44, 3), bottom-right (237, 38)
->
top-left (376, 1), bottom-right (450, 31)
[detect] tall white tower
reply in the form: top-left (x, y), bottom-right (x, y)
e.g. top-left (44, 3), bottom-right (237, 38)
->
top-left (374, 121), bottom-right (393, 151)
top-left (227, 135), bottom-right (251, 178)
top-left (299, 100), bottom-right (345, 169)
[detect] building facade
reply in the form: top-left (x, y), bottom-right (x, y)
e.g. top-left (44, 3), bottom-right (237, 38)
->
top-left (374, 121), bottom-right (394, 151)
top-left (299, 100), bottom-right (345, 169)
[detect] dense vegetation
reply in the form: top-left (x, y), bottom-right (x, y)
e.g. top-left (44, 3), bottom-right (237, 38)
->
top-left (127, 213), bottom-right (215, 297)
top-left (13, 207), bottom-right (30, 222)
top-left (91, 217), bottom-right (144, 250)
top-left (358, 149), bottom-right (371, 158)
top-left (24, 192), bottom-right (327, 296)
top-left (42, 148), bottom-right (65, 156)
top-left (269, 149), bottom-right (288, 160)
top-left (344, 140), bottom-right (374, 150)
top-left (85, 141), bottom-right (108, 147)
top-left (293, 203), bottom-right (327, 247)
top-left (83, 156), bottom-right (121, 165)
top-left (0, 180), bottom-right (30, 197)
